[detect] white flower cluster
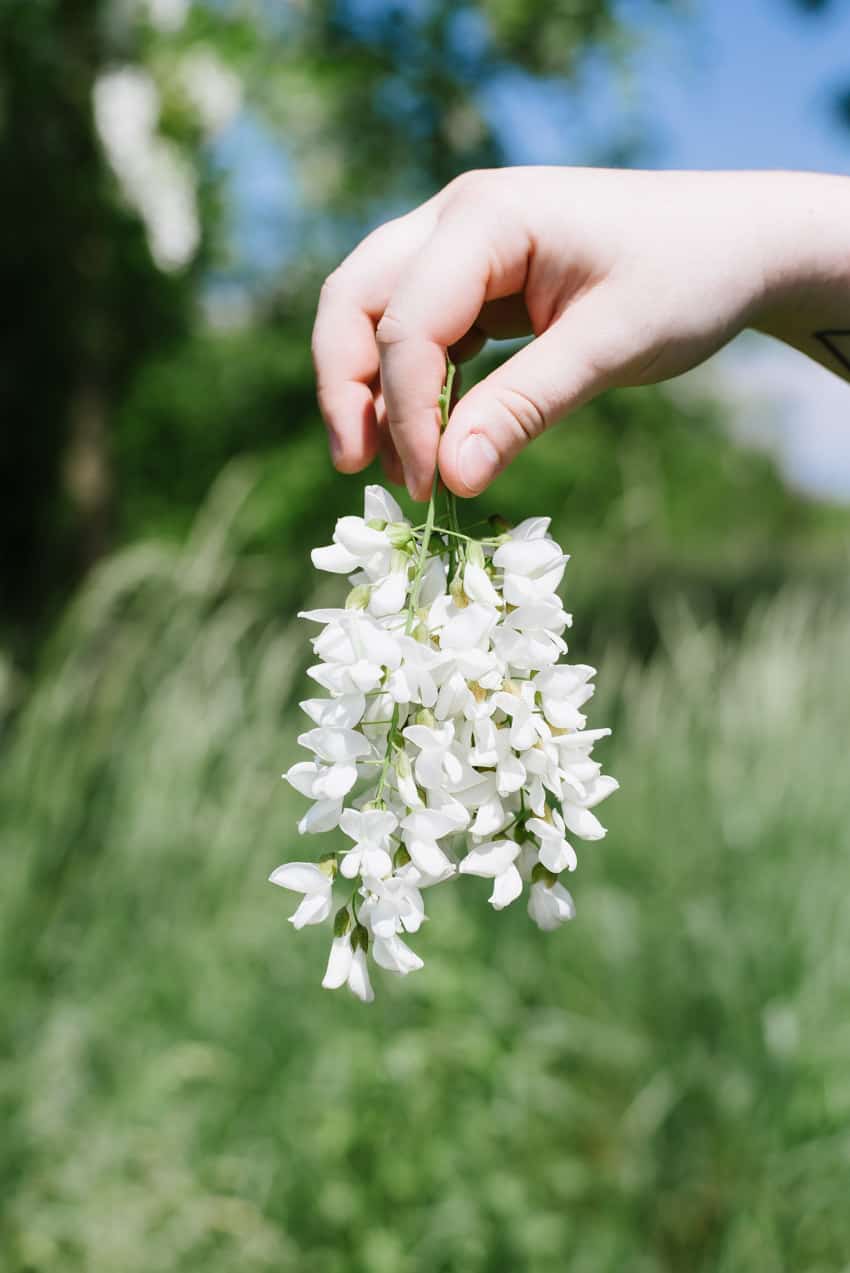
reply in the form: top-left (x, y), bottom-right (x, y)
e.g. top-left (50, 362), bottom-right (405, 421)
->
top-left (271, 484), bottom-right (617, 1002)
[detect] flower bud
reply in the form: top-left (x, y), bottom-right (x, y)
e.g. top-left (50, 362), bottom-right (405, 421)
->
top-left (467, 541), bottom-right (486, 570)
top-left (386, 522), bottom-right (414, 548)
top-left (450, 573), bottom-right (468, 609)
top-left (488, 513), bottom-right (513, 534)
top-left (351, 923), bottom-right (370, 952)
top-left (345, 584), bottom-right (370, 610)
top-left (334, 905), bottom-right (352, 936)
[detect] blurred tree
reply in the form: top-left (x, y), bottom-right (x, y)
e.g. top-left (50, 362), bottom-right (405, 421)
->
top-left (0, 0), bottom-right (195, 642)
top-left (3, 0), bottom-right (848, 661)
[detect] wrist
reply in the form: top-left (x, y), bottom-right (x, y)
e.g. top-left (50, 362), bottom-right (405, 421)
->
top-left (748, 171), bottom-right (850, 342)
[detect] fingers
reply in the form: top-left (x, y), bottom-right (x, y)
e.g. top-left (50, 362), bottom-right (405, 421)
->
top-left (313, 201), bottom-right (443, 477)
top-left (438, 292), bottom-right (620, 497)
top-left (311, 282), bottom-right (381, 473)
top-left (377, 195), bottom-right (530, 500)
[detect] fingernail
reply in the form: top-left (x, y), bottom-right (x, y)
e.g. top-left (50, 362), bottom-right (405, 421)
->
top-left (458, 434), bottom-right (499, 492)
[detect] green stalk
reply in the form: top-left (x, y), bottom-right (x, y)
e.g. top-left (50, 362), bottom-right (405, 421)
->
top-left (374, 356), bottom-right (455, 806)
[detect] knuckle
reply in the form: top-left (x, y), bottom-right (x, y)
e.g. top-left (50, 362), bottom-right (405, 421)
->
top-left (444, 167), bottom-right (492, 207)
top-left (495, 383), bottom-right (547, 444)
top-left (375, 309), bottom-right (409, 348)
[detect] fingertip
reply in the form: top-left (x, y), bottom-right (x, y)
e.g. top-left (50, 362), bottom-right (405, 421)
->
top-left (439, 430), bottom-right (501, 497)
top-left (319, 382), bottom-right (379, 473)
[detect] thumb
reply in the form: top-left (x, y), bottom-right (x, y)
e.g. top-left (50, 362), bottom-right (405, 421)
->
top-left (438, 293), bottom-right (619, 497)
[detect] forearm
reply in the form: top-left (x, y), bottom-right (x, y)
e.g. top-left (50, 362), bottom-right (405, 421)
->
top-left (751, 171), bottom-right (850, 382)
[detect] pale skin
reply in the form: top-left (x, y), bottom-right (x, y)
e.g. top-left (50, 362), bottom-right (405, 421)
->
top-left (311, 167), bottom-right (850, 501)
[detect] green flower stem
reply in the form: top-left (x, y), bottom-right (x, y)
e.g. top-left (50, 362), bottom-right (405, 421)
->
top-left (375, 356), bottom-right (455, 806)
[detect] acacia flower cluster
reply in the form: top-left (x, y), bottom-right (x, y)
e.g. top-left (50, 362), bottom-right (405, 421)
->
top-left (271, 372), bottom-right (617, 1001)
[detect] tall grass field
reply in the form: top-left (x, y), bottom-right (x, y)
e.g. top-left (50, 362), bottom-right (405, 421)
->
top-left (2, 470), bottom-right (849, 1272)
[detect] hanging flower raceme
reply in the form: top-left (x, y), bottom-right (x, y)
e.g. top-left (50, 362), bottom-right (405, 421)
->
top-left (270, 364), bottom-right (618, 1001)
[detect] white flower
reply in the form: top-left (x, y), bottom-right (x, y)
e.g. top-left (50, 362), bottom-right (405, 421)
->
top-left (321, 933), bottom-right (375, 1002)
top-left (372, 933), bottom-right (424, 975)
top-left (528, 879), bottom-right (576, 931)
top-left (526, 811), bottom-right (577, 873)
top-left (400, 807), bottom-right (461, 877)
top-left (338, 809), bottom-right (396, 880)
top-left (459, 839), bottom-right (523, 910)
top-left (268, 862), bottom-right (333, 928)
top-left (360, 873), bottom-right (426, 937)
top-left (273, 482), bottom-right (618, 1000)
top-left (402, 722), bottom-right (465, 790)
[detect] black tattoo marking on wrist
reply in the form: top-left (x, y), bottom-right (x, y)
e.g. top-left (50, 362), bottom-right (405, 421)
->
top-left (815, 329), bottom-right (850, 374)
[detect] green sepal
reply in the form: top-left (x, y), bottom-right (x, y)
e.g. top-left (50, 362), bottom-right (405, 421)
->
top-left (351, 923), bottom-right (369, 952)
top-left (333, 905), bottom-right (352, 937)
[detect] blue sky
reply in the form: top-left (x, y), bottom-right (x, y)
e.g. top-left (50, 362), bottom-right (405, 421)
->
top-left (488, 0), bottom-right (850, 174)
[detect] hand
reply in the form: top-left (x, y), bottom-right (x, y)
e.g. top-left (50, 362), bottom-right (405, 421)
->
top-left (311, 167), bottom-right (850, 500)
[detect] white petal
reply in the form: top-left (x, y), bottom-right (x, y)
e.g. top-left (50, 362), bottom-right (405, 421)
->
top-left (370, 569), bottom-right (408, 618)
top-left (510, 516), bottom-right (551, 541)
top-left (298, 798), bottom-right (343, 835)
top-left (322, 935), bottom-right (353, 989)
top-left (313, 762), bottom-right (358, 800)
top-left (419, 554), bottom-right (447, 606)
top-left (440, 603), bottom-right (497, 651)
top-left (470, 795), bottom-right (508, 837)
top-left (300, 694), bottom-right (366, 729)
top-left (402, 723), bottom-right (454, 751)
top-left (311, 543), bottom-right (360, 573)
top-left (493, 538), bottom-right (563, 577)
top-left (268, 862), bottom-right (329, 895)
top-left (364, 484), bottom-right (405, 524)
top-left (406, 838), bottom-right (453, 876)
top-left (347, 947), bottom-right (375, 1002)
top-left (289, 891), bottom-right (332, 928)
top-left (372, 933), bottom-right (424, 975)
top-left (402, 808), bottom-right (463, 841)
top-left (561, 803), bottom-right (606, 841)
top-left (464, 561), bottom-right (500, 607)
top-left (536, 834), bottom-right (577, 874)
top-left (283, 760), bottom-right (320, 797)
top-left (459, 839), bottom-right (520, 878)
top-left (362, 847), bottom-right (393, 878)
top-left (394, 758), bottom-right (423, 808)
top-left (334, 516), bottom-right (389, 556)
top-left (339, 849), bottom-right (363, 880)
top-left (582, 775), bottom-right (619, 808)
top-left (497, 752), bottom-right (526, 796)
top-left (297, 727), bottom-right (371, 763)
top-left (489, 863), bottom-right (523, 910)
top-left (528, 880), bottom-right (575, 930)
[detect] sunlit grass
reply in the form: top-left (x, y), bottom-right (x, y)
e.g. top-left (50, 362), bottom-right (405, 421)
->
top-left (2, 469), bottom-right (849, 1272)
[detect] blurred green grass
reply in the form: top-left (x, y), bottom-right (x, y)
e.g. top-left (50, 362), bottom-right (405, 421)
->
top-left (2, 467), bottom-right (850, 1273)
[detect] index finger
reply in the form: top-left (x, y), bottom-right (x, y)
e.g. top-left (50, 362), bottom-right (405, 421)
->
top-left (311, 210), bottom-right (437, 475)
top-left (376, 193), bottom-right (530, 499)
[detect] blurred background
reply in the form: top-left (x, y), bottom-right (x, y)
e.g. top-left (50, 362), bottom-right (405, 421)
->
top-left (2, 1), bottom-right (850, 1269)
